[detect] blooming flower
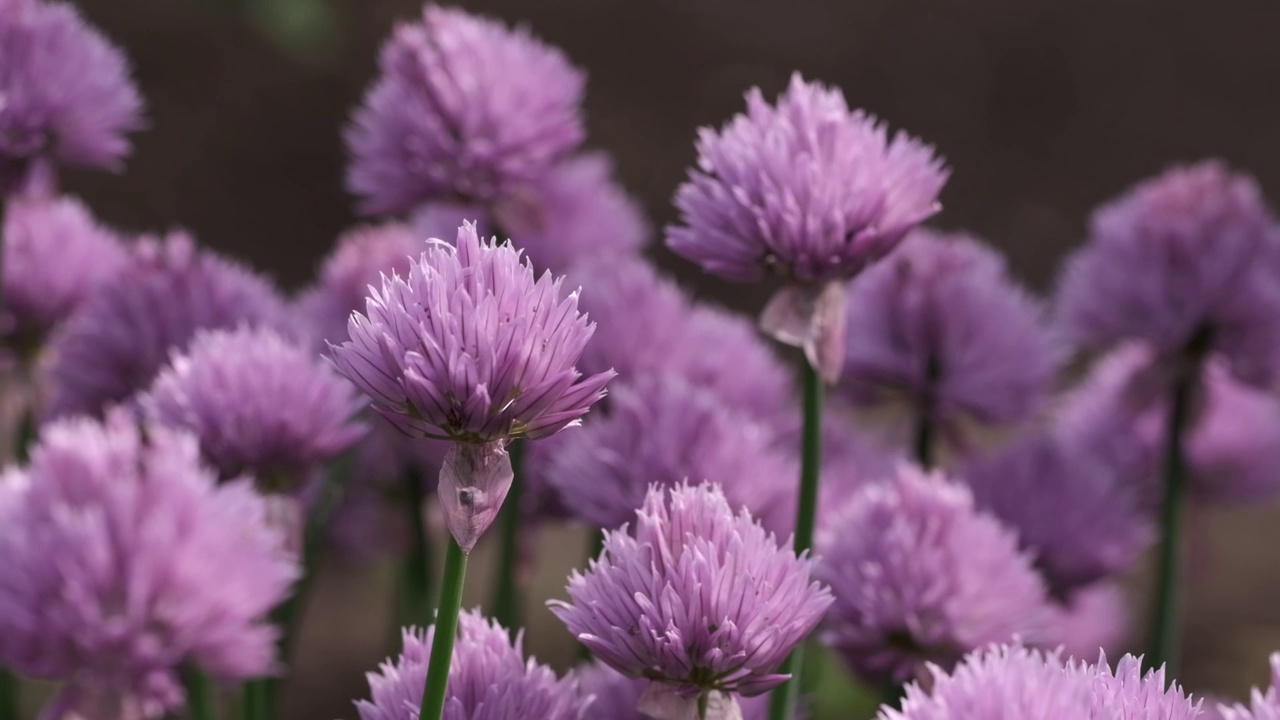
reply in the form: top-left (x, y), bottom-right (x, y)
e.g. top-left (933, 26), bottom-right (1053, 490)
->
top-left (346, 4), bottom-right (584, 215)
top-left (1216, 654), bottom-right (1280, 720)
top-left (140, 325), bottom-right (367, 487)
top-left (329, 222), bottom-right (613, 551)
top-left (667, 73), bottom-right (947, 379)
top-left (1056, 160), bottom-right (1280, 387)
top-left (0, 0), bottom-right (144, 193)
top-left (41, 231), bottom-right (291, 420)
top-left (816, 465), bottom-right (1049, 685)
top-left (355, 610), bottom-right (584, 720)
top-left (550, 482), bottom-right (832, 716)
top-left (0, 411), bottom-right (297, 719)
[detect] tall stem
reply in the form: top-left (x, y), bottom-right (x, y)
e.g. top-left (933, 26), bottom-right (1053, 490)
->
top-left (0, 669), bottom-right (15, 720)
top-left (183, 668), bottom-right (216, 720)
top-left (913, 354), bottom-right (940, 469)
top-left (492, 439), bottom-right (524, 632)
top-left (419, 538), bottom-right (469, 720)
top-left (1146, 369), bottom-right (1196, 675)
top-left (768, 362), bottom-right (824, 720)
top-left (400, 469), bottom-right (434, 628)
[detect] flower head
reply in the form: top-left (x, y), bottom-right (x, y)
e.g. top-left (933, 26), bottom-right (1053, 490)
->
top-left (140, 325), bottom-right (367, 487)
top-left (816, 465), bottom-right (1049, 685)
top-left (1216, 654), bottom-right (1280, 720)
top-left (550, 482), bottom-right (832, 706)
top-left (0, 411), bottom-right (297, 719)
top-left (0, 0), bottom-right (144, 192)
top-left (355, 610), bottom-right (584, 720)
top-left (346, 4), bottom-right (584, 215)
top-left (1056, 160), bottom-right (1280, 386)
top-left (41, 231), bottom-right (291, 420)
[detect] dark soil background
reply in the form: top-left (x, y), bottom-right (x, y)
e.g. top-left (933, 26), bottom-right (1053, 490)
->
top-left (56, 0), bottom-right (1280, 716)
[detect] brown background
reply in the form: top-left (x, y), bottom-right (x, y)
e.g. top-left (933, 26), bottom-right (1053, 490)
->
top-left (56, 0), bottom-right (1280, 716)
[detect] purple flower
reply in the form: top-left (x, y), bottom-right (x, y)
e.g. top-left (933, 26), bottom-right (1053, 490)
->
top-left (140, 325), bottom-right (367, 487)
top-left (0, 411), bottom-right (298, 719)
top-left (2, 193), bottom-right (125, 350)
top-left (355, 610), bottom-right (584, 720)
top-left (1056, 160), bottom-right (1280, 387)
top-left (576, 661), bottom-right (776, 720)
top-left (346, 4), bottom-right (585, 215)
top-left (41, 231), bottom-right (291, 420)
top-left (0, 0), bottom-right (144, 193)
top-left (667, 73), bottom-right (947, 379)
top-left (816, 465), bottom-right (1049, 685)
top-left (840, 229), bottom-right (1057, 454)
top-left (329, 222), bottom-right (612, 551)
top-left (1043, 582), bottom-right (1130, 663)
top-left (545, 373), bottom-right (797, 534)
top-left (550, 482), bottom-right (832, 714)
top-left (1216, 654), bottom-right (1280, 720)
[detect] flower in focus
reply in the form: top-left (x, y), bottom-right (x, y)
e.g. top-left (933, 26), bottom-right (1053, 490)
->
top-left (816, 465), bottom-right (1049, 685)
top-left (0, 411), bottom-right (297, 719)
top-left (0, 0), bottom-right (144, 193)
top-left (1056, 160), bottom-right (1280, 387)
top-left (140, 325), bottom-right (367, 488)
top-left (550, 482), bottom-right (832, 716)
top-left (667, 73), bottom-right (947, 379)
top-left (329, 222), bottom-right (613, 551)
top-left (346, 4), bottom-right (584, 215)
top-left (41, 231), bottom-right (291, 420)
top-left (1216, 654), bottom-right (1280, 720)
top-left (840, 229), bottom-right (1057, 458)
top-left (355, 610), bottom-right (585, 720)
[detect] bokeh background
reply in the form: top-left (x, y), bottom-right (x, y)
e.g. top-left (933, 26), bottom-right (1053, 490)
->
top-left (57, 0), bottom-right (1280, 716)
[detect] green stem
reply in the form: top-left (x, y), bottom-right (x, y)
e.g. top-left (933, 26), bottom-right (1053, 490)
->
top-left (697, 692), bottom-right (710, 719)
top-left (768, 362), bottom-right (824, 720)
top-left (0, 669), bottom-right (16, 720)
top-left (1146, 369), bottom-right (1196, 675)
top-left (419, 538), bottom-right (469, 720)
top-left (492, 440), bottom-right (524, 632)
top-left (399, 469), bottom-right (434, 628)
top-left (240, 680), bottom-right (269, 720)
top-left (183, 668), bottom-right (217, 720)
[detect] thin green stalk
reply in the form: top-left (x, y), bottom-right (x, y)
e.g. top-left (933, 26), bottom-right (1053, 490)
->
top-left (183, 668), bottom-right (217, 720)
top-left (0, 669), bottom-right (16, 720)
top-left (768, 362), bottom-right (823, 720)
top-left (240, 680), bottom-right (269, 720)
top-left (913, 354), bottom-right (940, 469)
top-left (492, 440), bottom-right (524, 632)
top-left (400, 469), bottom-right (434, 628)
top-left (419, 538), bottom-right (469, 720)
top-left (1146, 369), bottom-right (1196, 676)
top-left (697, 692), bottom-right (709, 719)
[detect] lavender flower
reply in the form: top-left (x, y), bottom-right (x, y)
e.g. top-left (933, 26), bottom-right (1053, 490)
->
top-left (1217, 654), bottom-right (1280, 720)
top-left (550, 482), bottom-right (832, 716)
top-left (1056, 160), bottom-right (1280, 386)
top-left (41, 231), bottom-right (291, 420)
top-left (816, 465), bottom-right (1049, 685)
top-left (140, 325), bottom-right (367, 487)
top-left (0, 0), bottom-right (144, 193)
top-left (840, 229), bottom-right (1057, 454)
top-left (1, 193), bottom-right (125, 351)
top-left (545, 373), bottom-right (797, 534)
top-left (346, 4), bottom-right (584, 215)
top-left (577, 662), bottom-right (775, 720)
top-left (667, 73), bottom-right (947, 379)
top-left (0, 411), bottom-right (297, 719)
top-left (329, 222), bottom-right (613, 551)
top-left (355, 610), bottom-right (584, 720)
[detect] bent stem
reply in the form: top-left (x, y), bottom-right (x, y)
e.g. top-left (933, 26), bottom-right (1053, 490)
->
top-left (419, 538), bottom-right (469, 720)
top-left (768, 361), bottom-right (824, 720)
top-left (400, 468), bottom-right (434, 628)
top-left (491, 439), bottom-right (524, 632)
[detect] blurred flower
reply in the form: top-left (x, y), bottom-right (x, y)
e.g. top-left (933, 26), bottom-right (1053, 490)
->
top-left (551, 482), bottom-right (831, 715)
top-left (41, 231), bottom-right (291, 420)
top-left (0, 411), bottom-right (297, 719)
top-left (1, 193), bottom-right (125, 352)
top-left (667, 73), bottom-right (947, 379)
top-left (355, 610), bottom-right (584, 720)
top-left (1043, 582), bottom-right (1130, 662)
top-left (1056, 160), bottom-right (1280, 387)
top-left (140, 325), bottom-right (366, 488)
top-left (346, 4), bottom-right (584, 215)
top-left (0, 0), bottom-right (144, 193)
top-left (1216, 654), bottom-right (1280, 720)
top-left (816, 465), bottom-right (1049, 685)
top-left (329, 222), bottom-right (613, 551)
top-left (840, 229), bottom-right (1057, 457)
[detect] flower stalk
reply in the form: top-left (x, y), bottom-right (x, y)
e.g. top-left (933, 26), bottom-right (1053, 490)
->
top-left (419, 538), bottom-right (469, 720)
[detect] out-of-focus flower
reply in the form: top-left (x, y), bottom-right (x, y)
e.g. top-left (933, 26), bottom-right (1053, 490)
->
top-left (41, 232), bottom-right (291, 420)
top-left (667, 73), bottom-right (947, 379)
top-left (1216, 654), bottom-right (1280, 720)
top-left (1043, 582), bottom-right (1130, 662)
top-left (550, 482), bottom-right (831, 717)
top-left (816, 465), bottom-right (1049, 685)
top-left (346, 4), bottom-right (584, 215)
top-left (0, 0), bottom-right (144, 193)
top-left (1056, 160), bottom-right (1280, 387)
top-left (354, 610), bottom-right (584, 720)
top-left (0, 411), bottom-right (297, 719)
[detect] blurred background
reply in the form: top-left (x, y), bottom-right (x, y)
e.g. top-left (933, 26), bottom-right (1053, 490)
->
top-left (58, 0), bottom-right (1280, 715)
